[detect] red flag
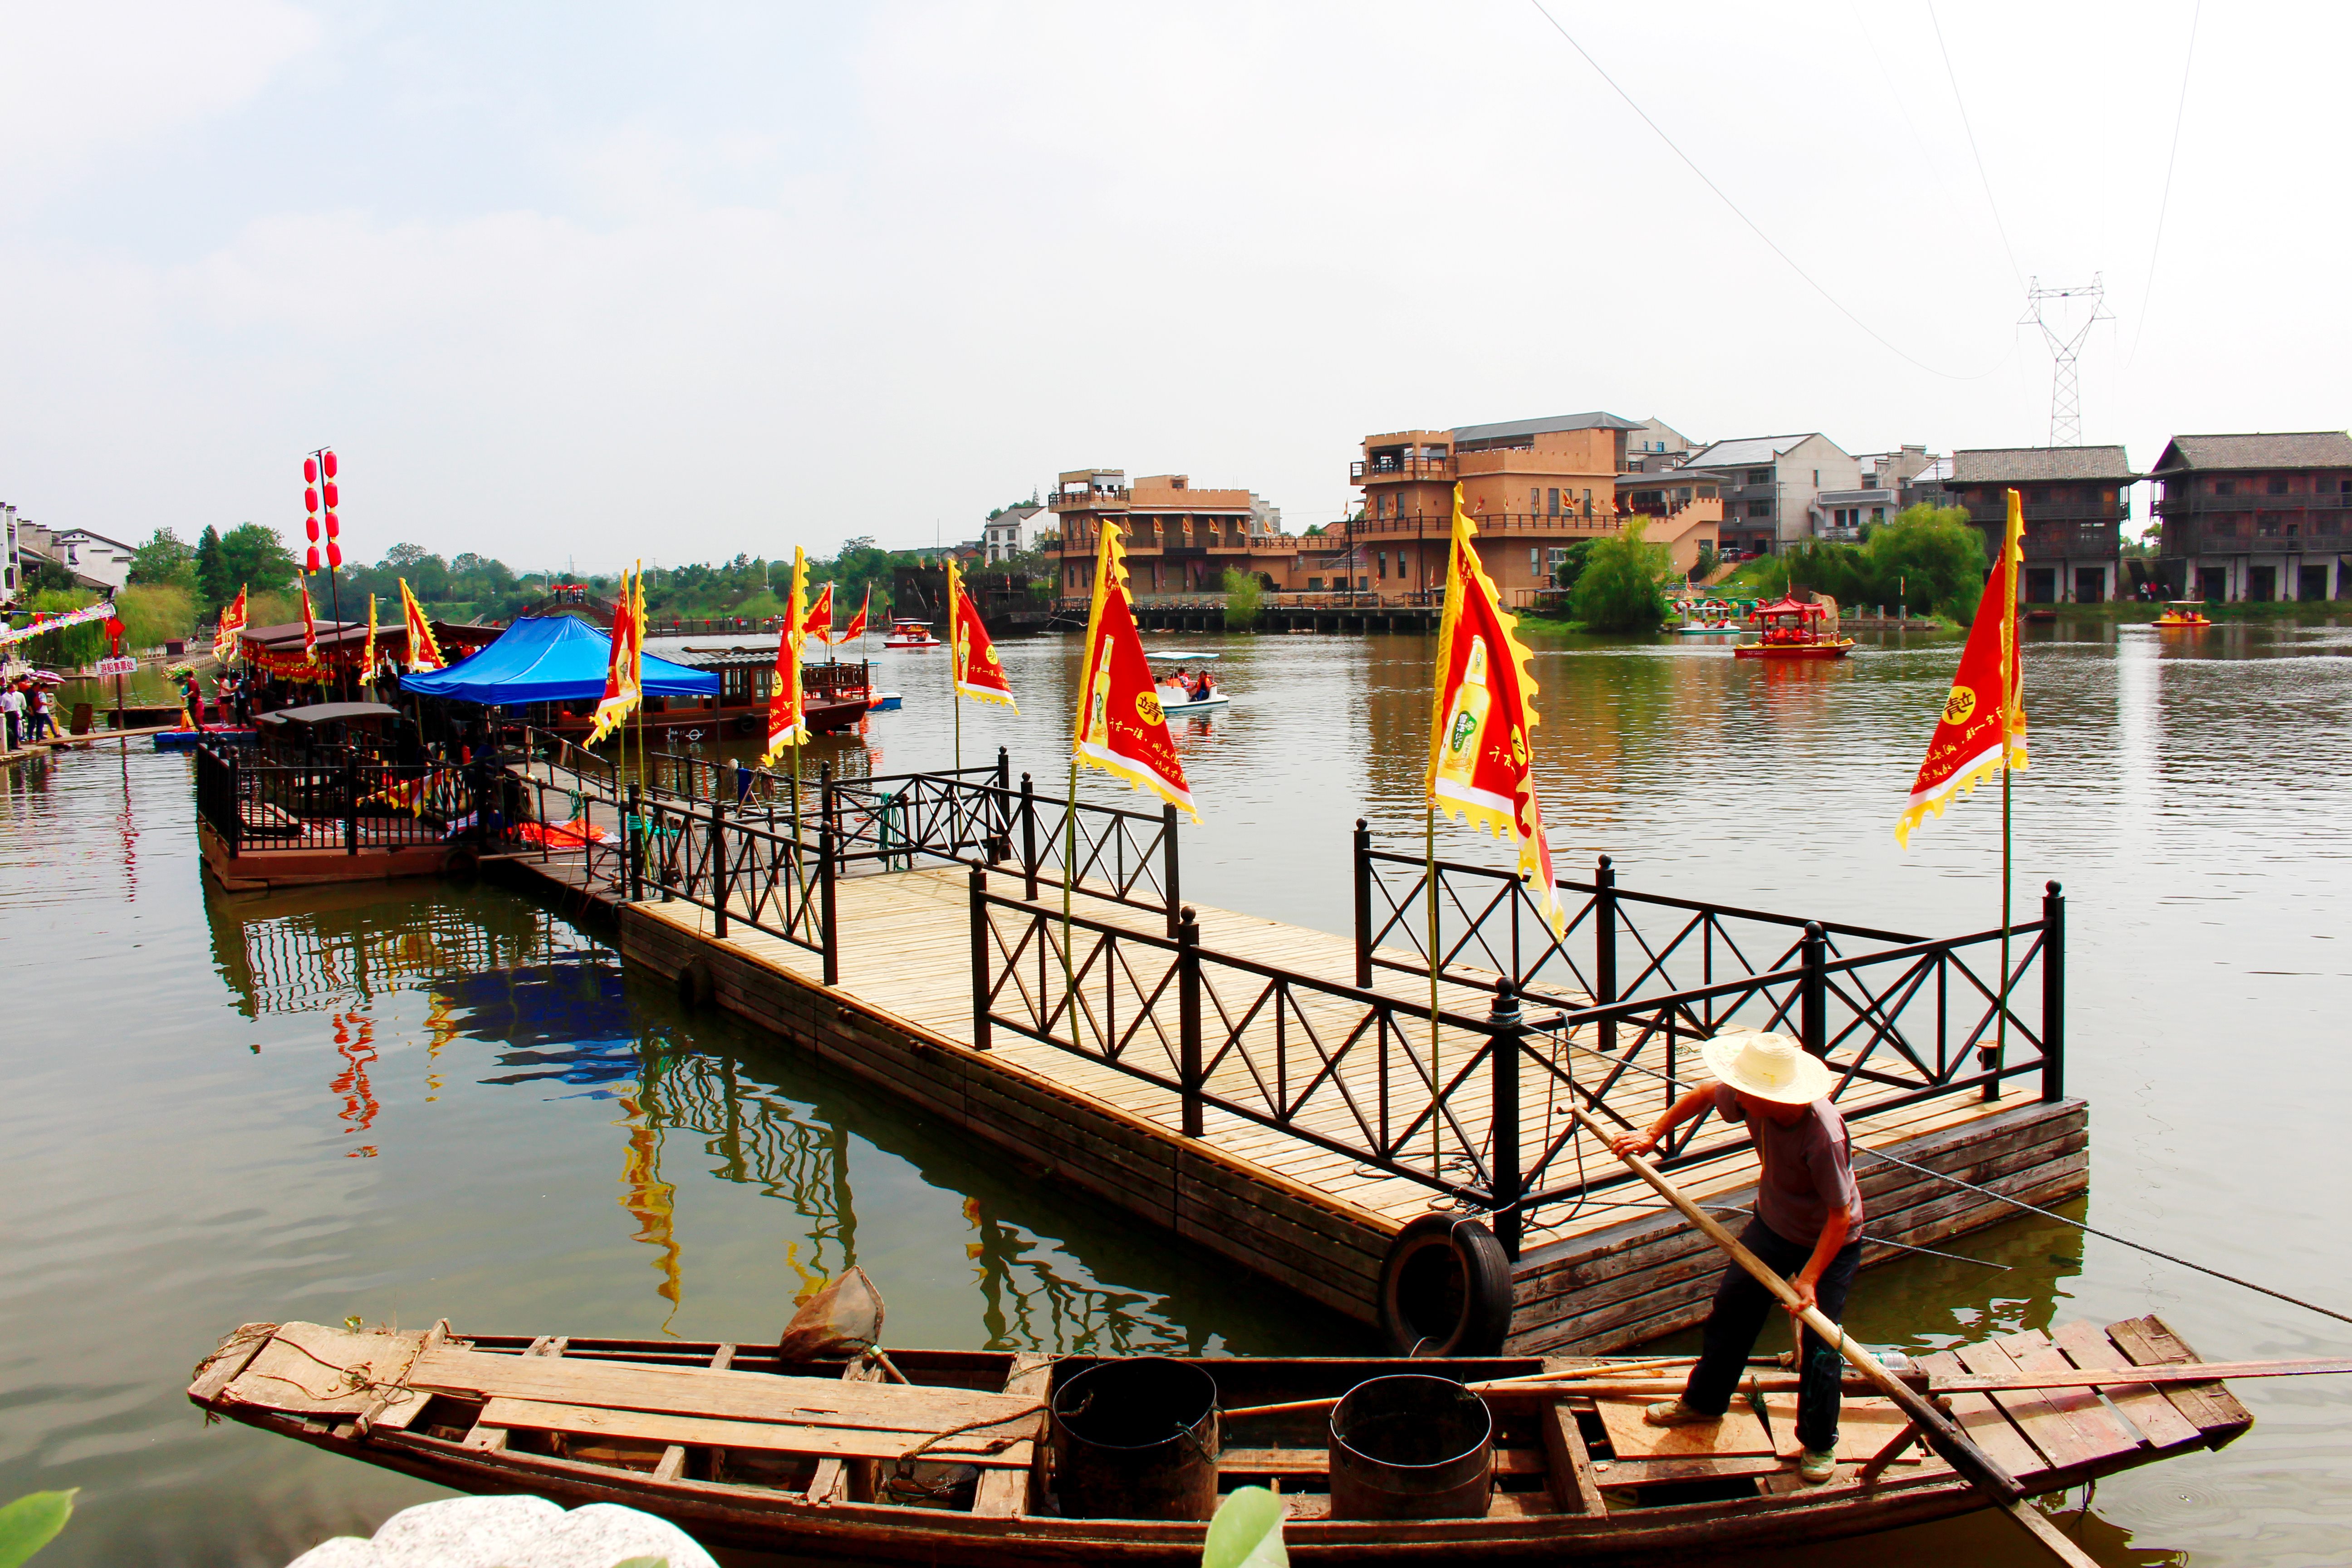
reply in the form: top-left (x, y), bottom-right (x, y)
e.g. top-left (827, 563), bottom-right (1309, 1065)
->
top-left (1896, 489), bottom-right (2028, 846)
top-left (398, 578), bottom-right (445, 671)
top-left (947, 559), bottom-right (1016, 711)
top-left (803, 582), bottom-right (834, 642)
top-left (1073, 521), bottom-right (1194, 818)
top-left (839, 585), bottom-right (870, 643)
top-left (763, 548), bottom-right (810, 761)
top-left (213, 586), bottom-right (248, 662)
top-left (1427, 485), bottom-right (1562, 936)
top-left (588, 565), bottom-right (641, 745)
top-left (298, 577), bottom-right (318, 655)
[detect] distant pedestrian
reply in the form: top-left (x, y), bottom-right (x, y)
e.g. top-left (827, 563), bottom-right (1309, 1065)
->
top-left (0, 683), bottom-right (22, 750)
top-left (26, 686), bottom-right (56, 741)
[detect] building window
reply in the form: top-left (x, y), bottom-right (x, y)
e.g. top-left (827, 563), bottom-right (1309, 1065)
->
top-left (1582, 489), bottom-right (1593, 516)
top-left (1547, 487), bottom-right (1559, 517)
top-left (1308, 577), bottom-right (1324, 591)
top-left (1530, 488), bottom-right (1541, 514)
top-left (2215, 480), bottom-right (2235, 496)
top-left (1377, 550), bottom-right (1387, 578)
top-left (1871, 507), bottom-right (1884, 523)
top-left (1529, 548), bottom-right (1539, 574)
top-left (1747, 469), bottom-right (1772, 485)
top-left (1748, 499), bottom-right (1774, 518)
top-left (2269, 478), bottom-right (2290, 495)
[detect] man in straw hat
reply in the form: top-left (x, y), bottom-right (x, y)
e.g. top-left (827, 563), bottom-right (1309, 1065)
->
top-left (1609, 1030), bottom-right (1862, 1484)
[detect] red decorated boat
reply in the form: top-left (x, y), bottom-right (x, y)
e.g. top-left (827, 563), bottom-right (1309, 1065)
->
top-left (1732, 596), bottom-right (1854, 660)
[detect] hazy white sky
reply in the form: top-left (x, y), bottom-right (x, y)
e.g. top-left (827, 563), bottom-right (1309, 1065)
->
top-left (0, 1), bottom-right (2331, 571)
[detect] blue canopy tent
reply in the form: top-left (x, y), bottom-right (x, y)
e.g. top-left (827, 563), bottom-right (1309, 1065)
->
top-left (399, 615), bottom-right (719, 705)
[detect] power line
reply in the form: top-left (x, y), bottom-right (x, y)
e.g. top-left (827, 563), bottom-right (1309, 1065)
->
top-left (1523, 0), bottom-right (1993, 382)
top-left (1925, 0), bottom-right (2025, 292)
top-left (2127, 0), bottom-right (2203, 368)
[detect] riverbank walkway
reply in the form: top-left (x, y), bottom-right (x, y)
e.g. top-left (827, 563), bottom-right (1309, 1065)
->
top-left (494, 745), bottom-right (2084, 1353)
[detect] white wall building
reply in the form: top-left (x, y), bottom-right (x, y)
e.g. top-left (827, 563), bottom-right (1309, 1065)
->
top-left (1682, 433), bottom-right (1862, 553)
top-left (982, 503), bottom-right (1046, 563)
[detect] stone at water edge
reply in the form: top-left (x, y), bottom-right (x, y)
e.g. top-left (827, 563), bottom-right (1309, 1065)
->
top-left (284, 1494), bottom-right (718, 1568)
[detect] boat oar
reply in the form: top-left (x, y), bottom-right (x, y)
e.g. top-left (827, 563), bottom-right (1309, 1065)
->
top-left (1563, 1101), bottom-right (2100, 1568)
top-left (1219, 1356), bottom-right (1706, 1421)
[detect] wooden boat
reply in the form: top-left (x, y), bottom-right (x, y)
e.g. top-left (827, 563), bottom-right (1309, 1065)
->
top-left (884, 619), bottom-right (942, 650)
top-left (544, 657), bottom-right (876, 739)
top-left (189, 1313), bottom-right (2254, 1564)
top-left (2151, 601), bottom-right (2213, 629)
top-left (1731, 595), bottom-right (1854, 660)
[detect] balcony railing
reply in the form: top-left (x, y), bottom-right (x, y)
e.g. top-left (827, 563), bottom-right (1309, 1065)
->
top-left (1347, 510), bottom-right (1619, 536)
top-left (1351, 456), bottom-right (1456, 484)
top-left (1963, 499), bottom-right (2130, 523)
top-left (2156, 491), bottom-right (2350, 516)
top-left (2162, 524), bottom-right (2348, 554)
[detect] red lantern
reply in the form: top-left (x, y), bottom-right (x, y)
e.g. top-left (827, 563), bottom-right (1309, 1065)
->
top-left (304, 457), bottom-right (318, 484)
top-left (322, 482), bottom-right (338, 509)
top-left (322, 451), bottom-right (338, 479)
top-left (327, 541), bottom-right (343, 568)
top-left (306, 516), bottom-right (320, 542)
top-left (306, 545), bottom-right (321, 572)
top-left (305, 487), bottom-right (318, 513)
top-left (324, 510), bottom-right (339, 538)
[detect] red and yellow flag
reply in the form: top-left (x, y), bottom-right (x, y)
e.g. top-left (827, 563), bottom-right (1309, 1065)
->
top-left (398, 578), bottom-right (445, 671)
top-left (363, 592), bottom-right (378, 674)
top-left (947, 559), bottom-right (1016, 712)
top-left (803, 582), bottom-right (835, 642)
top-left (1427, 485), bottom-right (1563, 936)
top-left (298, 576), bottom-right (319, 655)
top-left (762, 548), bottom-right (810, 762)
top-left (213, 584), bottom-right (249, 662)
top-left (588, 564), bottom-right (642, 745)
top-left (840, 585), bottom-right (870, 644)
top-left (1073, 520), bottom-right (1195, 818)
top-left (1896, 489), bottom-right (2028, 846)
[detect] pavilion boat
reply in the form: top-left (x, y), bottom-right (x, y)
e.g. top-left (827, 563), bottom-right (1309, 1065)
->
top-left (884, 619), bottom-right (943, 650)
top-left (1731, 596), bottom-right (1854, 660)
top-left (189, 1312), bottom-right (2264, 1565)
top-left (2150, 601), bottom-right (2214, 630)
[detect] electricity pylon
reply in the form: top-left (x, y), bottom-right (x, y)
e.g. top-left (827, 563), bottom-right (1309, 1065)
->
top-left (2020, 275), bottom-right (2111, 447)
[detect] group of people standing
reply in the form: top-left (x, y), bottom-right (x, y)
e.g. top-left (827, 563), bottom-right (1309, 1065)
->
top-left (1, 678), bottom-right (58, 750)
top-left (180, 668), bottom-right (254, 729)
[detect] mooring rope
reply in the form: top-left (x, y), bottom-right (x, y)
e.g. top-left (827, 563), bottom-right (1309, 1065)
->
top-left (1540, 1028), bottom-right (2352, 1331)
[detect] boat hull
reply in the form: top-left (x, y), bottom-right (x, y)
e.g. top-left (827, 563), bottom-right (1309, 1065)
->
top-left (1730, 639), bottom-right (1854, 660)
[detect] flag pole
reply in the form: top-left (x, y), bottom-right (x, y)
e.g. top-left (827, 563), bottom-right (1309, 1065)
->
top-left (1427, 803), bottom-right (1441, 1170)
top-left (1997, 505), bottom-right (2018, 1069)
top-left (1063, 754), bottom-right (1078, 1038)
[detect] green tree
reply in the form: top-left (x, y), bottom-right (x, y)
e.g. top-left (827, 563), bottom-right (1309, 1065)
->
top-left (127, 528), bottom-right (197, 591)
top-left (1859, 504), bottom-right (1987, 622)
top-left (1221, 568), bottom-right (1264, 630)
top-left (1568, 518), bottom-right (1673, 631)
top-left (193, 526), bottom-right (231, 609)
top-left (216, 523), bottom-right (300, 595)
top-left (115, 584), bottom-right (196, 649)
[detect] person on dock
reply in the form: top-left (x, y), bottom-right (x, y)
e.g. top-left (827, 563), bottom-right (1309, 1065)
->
top-left (1608, 1032), bottom-right (1862, 1485)
top-left (1, 681), bottom-right (23, 750)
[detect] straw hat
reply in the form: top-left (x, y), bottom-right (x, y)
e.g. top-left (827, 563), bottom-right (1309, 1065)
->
top-left (1700, 1030), bottom-right (1833, 1106)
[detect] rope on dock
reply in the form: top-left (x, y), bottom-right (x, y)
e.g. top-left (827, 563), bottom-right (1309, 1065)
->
top-left (1543, 1029), bottom-right (2352, 1331)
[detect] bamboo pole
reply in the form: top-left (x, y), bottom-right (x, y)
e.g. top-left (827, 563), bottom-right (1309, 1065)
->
top-left (1563, 1100), bottom-right (2098, 1568)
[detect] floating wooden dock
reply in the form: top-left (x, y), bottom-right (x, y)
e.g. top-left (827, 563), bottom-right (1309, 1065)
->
top-left (490, 748), bottom-right (2086, 1354)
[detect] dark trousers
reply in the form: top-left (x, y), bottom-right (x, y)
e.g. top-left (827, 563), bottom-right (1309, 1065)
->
top-left (1682, 1217), bottom-right (1863, 1453)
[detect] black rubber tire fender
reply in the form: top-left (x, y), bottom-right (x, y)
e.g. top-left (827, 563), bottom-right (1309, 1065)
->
top-left (1376, 1214), bottom-right (1514, 1357)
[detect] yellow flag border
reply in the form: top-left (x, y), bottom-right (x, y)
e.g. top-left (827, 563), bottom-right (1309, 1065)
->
top-left (1070, 519), bottom-right (1198, 820)
top-left (761, 548), bottom-right (811, 763)
top-left (1424, 484), bottom-right (1548, 839)
top-left (1892, 491), bottom-right (2030, 848)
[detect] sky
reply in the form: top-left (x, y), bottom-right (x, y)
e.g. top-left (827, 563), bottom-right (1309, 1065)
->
top-left (0, 0), bottom-right (2333, 573)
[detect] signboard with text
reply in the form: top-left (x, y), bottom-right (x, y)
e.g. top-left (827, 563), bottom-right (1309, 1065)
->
top-left (94, 657), bottom-right (138, 677)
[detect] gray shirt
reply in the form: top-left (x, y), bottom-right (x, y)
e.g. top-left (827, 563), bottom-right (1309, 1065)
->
top-left (1714, 1086), bottom-right (1863, 1245)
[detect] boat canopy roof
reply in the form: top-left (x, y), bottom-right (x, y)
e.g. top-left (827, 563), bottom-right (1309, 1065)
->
top-left (1754, 594), bottom-right (1827, 618)
top-left (258, 701), bottom-right (403, 727)
top-left (399, 616), bottom-right (719, 706)
top-left (1145, 651), bottom-right (1220, 661)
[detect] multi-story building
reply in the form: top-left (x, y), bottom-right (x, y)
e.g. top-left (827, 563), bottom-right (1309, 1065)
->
top-left (1946, 446), bottom-right (2135, 603)
top-left (2150, 431), bottom-right (2352, 602)
top-left (1681, 434), bottom-right (1862, 555)
top-left (12, 521), bottom-right (134, 594)
top-left (2, 505), bottom-right (20, 608)
top-left (1046, 470), bottom-right (1295, 599)
top-left (1623, 417), bottom-right (1700, 473)
top-left (1348, 411), bottom-right (1720, 599)
top-left (982, 503), bottom-right (1046, 564)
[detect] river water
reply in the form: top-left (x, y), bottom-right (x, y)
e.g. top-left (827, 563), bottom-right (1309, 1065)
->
top-left (4, 617), bottom-right (2348, 1565)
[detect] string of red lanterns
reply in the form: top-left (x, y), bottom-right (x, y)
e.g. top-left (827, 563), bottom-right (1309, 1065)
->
top-left (302, 448), bottom-right (342, 572)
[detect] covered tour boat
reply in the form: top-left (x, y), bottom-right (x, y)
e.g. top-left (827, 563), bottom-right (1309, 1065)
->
top-left (189, 1312), bottom-right (2264, 1565)
top-left (1732, 595), bottom-right (1854, 660)
top-left (884, 619), bottom-right (943, 650)
top-left (1146, 651), bottom-right (1228, 715)
top-left (2151, 601), bottom-right (2213, 629)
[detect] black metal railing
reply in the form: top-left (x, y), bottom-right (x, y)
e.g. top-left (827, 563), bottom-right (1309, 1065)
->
top-left (633, 789), bottom-right (835, 980)
top-left (195, 741), bottom-right (482, 855)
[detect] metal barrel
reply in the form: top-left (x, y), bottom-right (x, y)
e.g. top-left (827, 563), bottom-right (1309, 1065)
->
top-left (1328, 1374), bottom-right (1494, 1520)
top-left (1048, 1357), bottom-right (1220, 1521)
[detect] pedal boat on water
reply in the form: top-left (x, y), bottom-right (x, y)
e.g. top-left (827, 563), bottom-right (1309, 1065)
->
top-left (1732, 595), bottom-right (1855, 660)
top-left (188, 1313), bottom-right (2264, 1565)
top-left (1145, 650), bottom-right (1229, 715)
top-left (882, 619), bottom-right (943, 650)
top-left (2150, 601), bottom-right (2214, 630)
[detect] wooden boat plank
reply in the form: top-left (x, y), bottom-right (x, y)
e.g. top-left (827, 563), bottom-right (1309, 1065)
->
top-left (1760, 1394), bottom-right (1924, 1464)
top-left (970, 1355), bottom-right (1051, 1517)
top-left (2107, 1314), bottom-right (2255, 1450)
top-left (1995, 1328), bottom-right (2146, 1467)
top-left (411, 1346), bottom-right (1038, 1431)
top-left (479, 1397), bottom-right (1036, 1469)
top-left (1910, 1350), bottom-right (2045, 1479)
top-left (1592, 1395), bottom-right (1774, 1458)
top-left (187, 1323), bottom-right (277, 1404)
top-left (224, 1323), bottom-right (427, 1417)
top-left (1539, 1392), bottom-right (1610, 1516)
top-left (1213, 1446), bottom-right (1544, 1478)
top-left (2050, 1320), bottom-right (2202, 1449)
top-left (1950, 1340), bottom-right (2098, 1476)
top-left (1590, 1452), bottom-right (1794, 1486)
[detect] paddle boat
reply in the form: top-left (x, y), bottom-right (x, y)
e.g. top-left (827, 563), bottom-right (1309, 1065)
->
top-left (1731, 596), bottom-right (1854, 660)
top-left (883, 619), bottom-right (942, 650)
top-left (1147, 652), bottom-right (1228, 715)
top-left (1673, 598), bottom-right (1743, 635)
top-left (2151, 601), bottom-right (2213, 630)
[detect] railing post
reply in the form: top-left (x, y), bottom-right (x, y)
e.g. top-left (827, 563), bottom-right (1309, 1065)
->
top-left (344, 758), bottom-right (359, 855)
top-left (1020, 773), bottom-right (1039, 900)
top-left (625, 781), bottom-right (644, 902)
top-left (819, 818), bottom-right (840, 987)
top-left (709, 795), bottom-right (730, 938)
top-left (969, 865), bottom-right (992, 1051)
top-left (1352, 817), bottom-right (1373, 986)
top-left (1178, 906), bottom-right (1204, 1137)
top-left (2040, 881), bottom-right (2065, 1102)
top-left (990, 746), bottom-right (1011, 863)
top-left (819, 762), bottom-right (833, 851)
top-left (225, 754), bottom-right (242, 852)
top-left (1162, 802), bottom-right (1181, 938)
top-left (1595, 854), bottom-right (1618, 1053)
top-left (1488, 980), bottom-right (1523, 1259)
top-left (1800, 920), bottom-right (1827, 1056)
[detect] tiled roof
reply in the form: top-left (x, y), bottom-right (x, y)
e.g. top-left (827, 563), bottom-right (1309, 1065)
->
top-left (1950, 446), bottom-right (2134, 483)
top-left (1451, 411), bottom-right (1642, 443)
top-left (2151, 431), bottom-right (2352, 472)
top-left (1684, 434), bottom-right (1821, 469)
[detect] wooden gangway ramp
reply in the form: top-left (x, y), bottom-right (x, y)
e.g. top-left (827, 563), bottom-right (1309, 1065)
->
top-left (494, 753), bottom-right (2086, 1352)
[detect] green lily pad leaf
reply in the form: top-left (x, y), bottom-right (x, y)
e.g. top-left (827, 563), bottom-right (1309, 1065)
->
top-left (0, 1491), bottom-right (76, 1568)
top-left (1201, 1485), bottom-right (1286, 1568)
